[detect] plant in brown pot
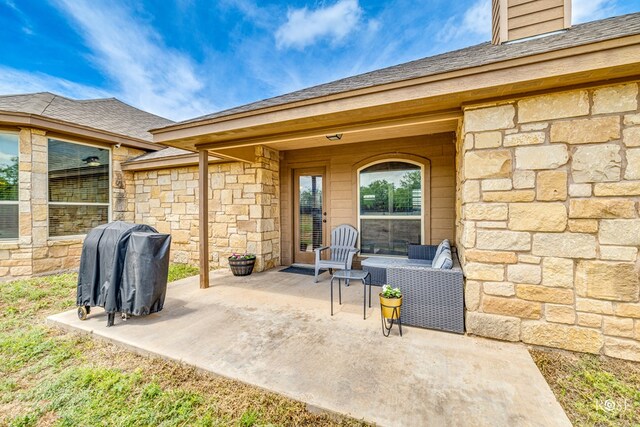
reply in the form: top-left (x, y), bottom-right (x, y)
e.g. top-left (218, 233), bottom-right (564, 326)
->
top-left (379, 284), bottom-right (403, 337)
top-left (228, 253), bottom-right (256, 276)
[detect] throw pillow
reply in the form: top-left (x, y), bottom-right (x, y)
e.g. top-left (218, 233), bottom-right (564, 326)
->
top-left (431, 239), bottom-right (450, 267)
top-left (433, 248), bottom-right (453, 269)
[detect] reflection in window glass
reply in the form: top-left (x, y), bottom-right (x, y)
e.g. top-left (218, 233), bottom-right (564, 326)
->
top-left (48, 139), bottom-right (110, 236)
top-left (0, 133), bottom-right (19, 239)
top-left (49, 205), bottom-right (109, 237)
top-left (360, 162), bottom-right (421, 216)
top-left (359, 162), bottom-right (422, 256)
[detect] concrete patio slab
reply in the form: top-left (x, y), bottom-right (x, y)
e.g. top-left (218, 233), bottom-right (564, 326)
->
top-left (48, 268), bottom-right (570, 427)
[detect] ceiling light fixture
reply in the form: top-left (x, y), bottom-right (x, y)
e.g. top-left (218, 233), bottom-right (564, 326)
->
top-left (326, 133), bottom-right (343, 141)
top-left (83, 156), bottom-right (101, 167)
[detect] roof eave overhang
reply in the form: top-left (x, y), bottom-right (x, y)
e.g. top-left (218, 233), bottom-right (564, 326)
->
top-left (121, 153), bottom-right (227, 171)
top-left (0, 111), bottom-right (163, 151)
top-left (151, 33), bottom-right (640, 150)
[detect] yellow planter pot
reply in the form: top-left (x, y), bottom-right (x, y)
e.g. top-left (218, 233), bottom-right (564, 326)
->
top-left (379, 294), bottom-right (402, 319)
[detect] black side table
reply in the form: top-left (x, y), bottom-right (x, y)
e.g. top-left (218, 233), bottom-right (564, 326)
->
top-left (330, 269), bottom-right (371, 318)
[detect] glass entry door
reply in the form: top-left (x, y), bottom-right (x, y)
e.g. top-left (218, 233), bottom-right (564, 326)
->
top-left (293, 168), bottom-right (326, 264)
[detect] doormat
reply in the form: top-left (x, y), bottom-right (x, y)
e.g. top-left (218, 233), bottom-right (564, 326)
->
top-left (279, 266), bottom-right (326, 276)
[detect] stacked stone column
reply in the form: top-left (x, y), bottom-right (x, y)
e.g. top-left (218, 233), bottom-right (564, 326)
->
top-left (112, 145), bottom-right (139, 223)
top-left (134, 145), bottom-right (280, 272)
top-left (459, 82), bottom-right (640, 361)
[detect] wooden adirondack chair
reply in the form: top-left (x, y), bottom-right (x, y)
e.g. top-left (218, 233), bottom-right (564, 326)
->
top-left (314, 224), bottom-right (359, 283)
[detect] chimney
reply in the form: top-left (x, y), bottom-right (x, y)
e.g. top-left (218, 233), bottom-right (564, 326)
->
top-left (492, 0), bottom-right (572, 44)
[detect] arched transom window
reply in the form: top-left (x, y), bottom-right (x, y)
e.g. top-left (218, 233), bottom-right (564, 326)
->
top-left (358, 161), bottom-right (422, 256)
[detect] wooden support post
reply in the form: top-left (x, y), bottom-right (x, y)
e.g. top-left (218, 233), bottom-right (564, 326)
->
top-left (198, 149), bottom-right (210, 289)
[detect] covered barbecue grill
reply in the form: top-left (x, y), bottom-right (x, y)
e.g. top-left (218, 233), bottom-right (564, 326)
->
top-left (77, 221), bottom-right (171, 326)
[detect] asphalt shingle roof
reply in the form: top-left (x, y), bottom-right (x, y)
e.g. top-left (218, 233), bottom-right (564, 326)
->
top-left (128, 147), bottom-right (193, 162)
top-left (0, 92), bottom-right (174, 142)
top-left (172, 12), bottom-right (640, 127)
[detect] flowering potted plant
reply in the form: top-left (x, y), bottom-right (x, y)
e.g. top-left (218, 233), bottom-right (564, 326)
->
top-left (380, 284), bottom-right (403, 337)
top-left (379, 284), bottom-right (402, 320)
top-left (228, 253), bottom-right (256, 276)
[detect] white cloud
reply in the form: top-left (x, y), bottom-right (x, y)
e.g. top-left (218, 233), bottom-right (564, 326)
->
top-left (0, 66), bottom-right (111, 99)
top-left (275, 0), bottom-right (364, 50)
top-left (0, 151), bottom-right (16, 167)
top-left (3, 0), bottom-right (34, 35)
top-left (220, 0), bottom-right (266, 23)
top-left (50, 0), bottom-right (215, 121)
top-left (437, 0), bottom-right (492, 43)
top-left (572, 0), bottom-right (617, 24)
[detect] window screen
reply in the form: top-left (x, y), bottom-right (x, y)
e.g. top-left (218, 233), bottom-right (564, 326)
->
top-left (48, 139), bottom-right (110, 236)
top-left (0, 133), bottom-right (19, 239)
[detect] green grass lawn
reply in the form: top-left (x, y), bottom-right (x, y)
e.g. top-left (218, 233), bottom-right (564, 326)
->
top-left (6, 264), bottom-right (638, 426)
top-left (0, 265), bottom-right (365, 426)
top-left (166, 263), bottom-right (200, 283)
top-left (531, 349), bottom-right (640, 426)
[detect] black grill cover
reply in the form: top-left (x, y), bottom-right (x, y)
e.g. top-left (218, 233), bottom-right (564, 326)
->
top-left (77, 221), bottom-right (168, 315)
top-left (120, 232), bottom-right (171, 316)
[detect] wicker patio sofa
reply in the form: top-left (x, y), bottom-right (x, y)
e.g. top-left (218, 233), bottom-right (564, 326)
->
top-left (361, 244), bottom-right (465, 334)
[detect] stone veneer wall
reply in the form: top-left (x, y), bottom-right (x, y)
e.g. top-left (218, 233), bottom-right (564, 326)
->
top-left (133, 145), bottom-right (280, 272)
top-left (0, 127), bottom-right (142, 279)
top-left (459, 81), bottom-right (640, 361)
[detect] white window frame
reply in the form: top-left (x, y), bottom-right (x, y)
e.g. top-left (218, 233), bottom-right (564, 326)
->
top-left (47, 137), bottom-right (112, 240)
top-left (356, 159), bottom-right (424, 258)
top-left (0, 131), bottom-right (20, 241)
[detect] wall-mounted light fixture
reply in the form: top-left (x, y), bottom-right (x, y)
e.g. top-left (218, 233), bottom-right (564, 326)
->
top-left (83, 156), bottom-right (101, 167)
top-left (325, 133), bottom-right (343, 141)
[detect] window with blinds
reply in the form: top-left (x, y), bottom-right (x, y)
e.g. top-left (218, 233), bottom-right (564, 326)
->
top-left (359, 161), bottom-right (422, 256)
top-left (48, 139), bottom-right (110, 237)
top-left (298, 175), bottom-right (323, 252)
top-left (0, 133), bottom-right (19, 240)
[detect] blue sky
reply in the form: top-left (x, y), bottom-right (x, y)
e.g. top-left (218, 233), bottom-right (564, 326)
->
top-left (1, 0), bottom-right (638, 121)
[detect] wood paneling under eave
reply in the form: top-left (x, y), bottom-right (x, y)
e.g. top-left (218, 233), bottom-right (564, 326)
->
top-left (279, 133), bottom-right (456, 266)
top-left (268, 119), bottom-right (459, 151)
